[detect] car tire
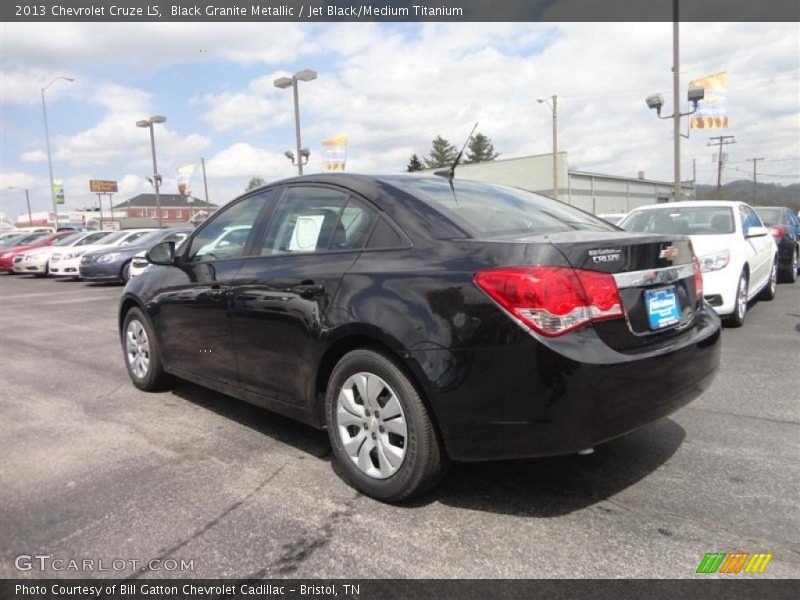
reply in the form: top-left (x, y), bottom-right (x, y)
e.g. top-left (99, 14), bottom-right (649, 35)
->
top-left (726, 270), bottom-right (749, 328)
top-left (780, 248), bottom-right (798, 283)
top-left (325, 348), bottom-right (450, 502)
top-left (760, 258), bottom-right (777, 301)
top-left (121, 261), bottom-right (131, 283)
top-left (122, 307), bottom-right (172, 391)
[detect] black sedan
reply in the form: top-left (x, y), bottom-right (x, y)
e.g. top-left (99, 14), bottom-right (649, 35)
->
top-left (754, 206), bottom-right (800, 283)
top-left (119, 174), bottom-right (721, 501)
top-left (80, 228), bottom-right (192, 283)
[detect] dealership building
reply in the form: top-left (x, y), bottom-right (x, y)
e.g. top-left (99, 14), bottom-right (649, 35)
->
top-left (429, 152), bottom-right (695, 214)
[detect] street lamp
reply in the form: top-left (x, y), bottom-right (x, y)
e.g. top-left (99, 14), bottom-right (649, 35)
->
top-left (537, 95), bottom-right (558, 200)
top-left (42, 76), bottom-right (75, 231)
top-left (274, 69), bottom-right (317, 176)
top-left (283, 148), bottom-right (311, 171)
top-left (136, 115), bottom-right (167, 228)
top-left (7, 187), bottom-right (34, 226)
top-left (645, 86), bottom-right (704, 201)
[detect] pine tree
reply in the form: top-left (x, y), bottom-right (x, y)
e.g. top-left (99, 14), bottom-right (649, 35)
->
top-left (406, 153), bottom-right (424, 172)
top-left (465, 133), bottom-right (500, 164)
top-left (423, 136), bottom-right (458, 169)
top-left (246, 176), bottom-right (265, 191)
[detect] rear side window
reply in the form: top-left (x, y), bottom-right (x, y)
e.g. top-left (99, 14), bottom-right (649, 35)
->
top-left (384, 177), bottom-right (614, 237)
top-left (260, 187), bottom-right (376, 255)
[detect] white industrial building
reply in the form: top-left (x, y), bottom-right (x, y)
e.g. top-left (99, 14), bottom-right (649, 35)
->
top-left (428, 152), bottom-right (695, 215)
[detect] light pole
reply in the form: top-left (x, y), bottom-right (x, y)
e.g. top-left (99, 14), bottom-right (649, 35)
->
top-left (537, 95), bottom-right (558, 200)
top-left (274, 69), bottom-right (317, 175)
top-left (7, 187), bottom-right (34, 226)
top-left (136, 116), bottom-right (167, 228)
top-left (42, 76), bottom-right (75, 230)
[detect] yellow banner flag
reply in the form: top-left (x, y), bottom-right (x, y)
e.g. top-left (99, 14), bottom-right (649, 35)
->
top-left (690, 71), bottom-right (728, 129)
top-left (322, 134), bottom-right (348, 172)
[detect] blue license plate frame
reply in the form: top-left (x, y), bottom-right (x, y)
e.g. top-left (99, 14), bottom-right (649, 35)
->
top-left (644, 286), bottom-right (681, 330)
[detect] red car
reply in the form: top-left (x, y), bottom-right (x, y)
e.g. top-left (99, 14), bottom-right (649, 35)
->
top-left (0, 232), bottom-right (74, 273)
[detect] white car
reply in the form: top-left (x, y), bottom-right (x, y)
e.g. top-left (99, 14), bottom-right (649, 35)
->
top-left (50, 229), bottom-right (156, 278)
top-left (597, 213), bottom-right (627, 226)
top-left (12, 230), bottom-right (113, 276)
top-left (129, 230), bottom-right (192, 278)
top-left (619, 201), bottom-right (778, 326)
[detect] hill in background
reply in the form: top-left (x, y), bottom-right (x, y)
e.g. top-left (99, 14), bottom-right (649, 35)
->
top-left (695, 179), bottom-right (800, 211)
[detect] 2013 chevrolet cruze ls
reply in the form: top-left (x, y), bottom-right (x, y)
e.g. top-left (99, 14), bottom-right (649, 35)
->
top-left (119, 174), bottom-right (721, 501)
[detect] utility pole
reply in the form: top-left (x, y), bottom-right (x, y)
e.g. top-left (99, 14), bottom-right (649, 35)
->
top-left (201, 157), bottom-right (210, 205)
top-left (536, 95), bottom-right (558, 200)
top-left (707, 135), bottom-right (736, 199)
top-left (672, 2), bottom-right (681, 201)
top-left (747, 157), bottom-right (764, 204)
top-left (692, 158), bottom-right (697, 199)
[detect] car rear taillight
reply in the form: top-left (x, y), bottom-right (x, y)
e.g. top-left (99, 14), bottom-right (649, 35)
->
top-left (767, 225), bottom-right (786, 238)
top-left (693, 256), bottom-right (703, 297)
top-left (474, 266), bottom-right (624, 337)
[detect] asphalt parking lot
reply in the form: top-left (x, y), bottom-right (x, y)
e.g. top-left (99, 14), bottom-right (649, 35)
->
top-left (0, 274), bottom-right (798, 579)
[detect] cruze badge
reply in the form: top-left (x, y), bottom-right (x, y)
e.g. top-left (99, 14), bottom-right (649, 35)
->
top-left (588, 247), bottom-right (622, 263)
top-left (659, 246), bottom-right (679, 262)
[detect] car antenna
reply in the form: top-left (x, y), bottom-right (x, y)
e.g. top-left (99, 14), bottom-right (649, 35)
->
top-left (434, 122), bottom-right (478, 181)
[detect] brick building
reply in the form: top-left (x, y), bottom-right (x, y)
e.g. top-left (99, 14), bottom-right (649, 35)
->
top-left (112, 194), bottom-right (217, 222)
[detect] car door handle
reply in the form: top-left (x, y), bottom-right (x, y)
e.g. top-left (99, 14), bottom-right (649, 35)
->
top-left (209, 284), bottom-right (226, 301)
top-left (291, 283), bottom-right (325, 298)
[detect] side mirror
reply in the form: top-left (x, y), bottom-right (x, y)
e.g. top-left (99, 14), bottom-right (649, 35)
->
top-left (145, 240), bottom-right (176, 265)
top-left (746, 226), bottom-right (768, 238)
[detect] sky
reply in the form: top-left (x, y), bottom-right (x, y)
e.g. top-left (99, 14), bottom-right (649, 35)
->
top-left (1, 21), bottom-right (798, 220)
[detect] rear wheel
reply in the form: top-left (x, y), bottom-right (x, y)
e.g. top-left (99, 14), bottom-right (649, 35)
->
top-left (122, 307), bottom-right (172, 391)
top-left (325, 348), bottom-right (450, 502)
top-left (760, 258), bottom-right (777, 300)
top-left (726, 271), bottom-right (749, 327)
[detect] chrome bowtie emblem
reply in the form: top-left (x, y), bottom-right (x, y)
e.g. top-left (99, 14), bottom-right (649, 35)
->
top-left (659, 246), bottom-right (679, 262)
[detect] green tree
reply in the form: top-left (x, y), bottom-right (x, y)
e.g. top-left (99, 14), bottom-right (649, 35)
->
top-left (423, 136), bottom-right (457, 169)
top-left (465, 132), bottom-right (500, 164)
top-left (406, 153), bottom-right (424, 172)
top-left (246, 176), bottom-right (265, 191)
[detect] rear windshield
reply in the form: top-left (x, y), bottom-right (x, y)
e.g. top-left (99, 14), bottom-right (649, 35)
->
top-left (384, 177), bottom-right (615, 237)
top-left (621, 206), bottom-right (735, 235)
top-left (754, 208), bottom-right (784, 225)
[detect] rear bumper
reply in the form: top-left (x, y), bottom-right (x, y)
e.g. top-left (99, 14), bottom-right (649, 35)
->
top-left (412, 306), bottom-right (721, 462)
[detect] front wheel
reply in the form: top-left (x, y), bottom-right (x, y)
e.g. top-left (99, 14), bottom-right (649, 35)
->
top-left (121, 261), bottom-right (131, 283)
top-left (325, 348), bottom-right (450, 502)
top-left (122, 307), bottom-right (172, 391)
top-left (726, 271), bottom-right (749, 327)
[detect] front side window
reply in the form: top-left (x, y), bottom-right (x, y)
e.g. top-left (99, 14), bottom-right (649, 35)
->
top-left (187, 193), bottom-right (266, 262)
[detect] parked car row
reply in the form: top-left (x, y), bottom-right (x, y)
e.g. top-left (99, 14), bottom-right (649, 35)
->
top-left (1, 227), bottom-right (193, 283)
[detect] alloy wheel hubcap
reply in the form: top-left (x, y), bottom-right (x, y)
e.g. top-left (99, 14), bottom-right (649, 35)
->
top-left (126, 320), bottom-right (150, 379)
top-left (770, 263), bottom-right (777, 292)
top-left (336, 372), bottom-right (407, 479)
